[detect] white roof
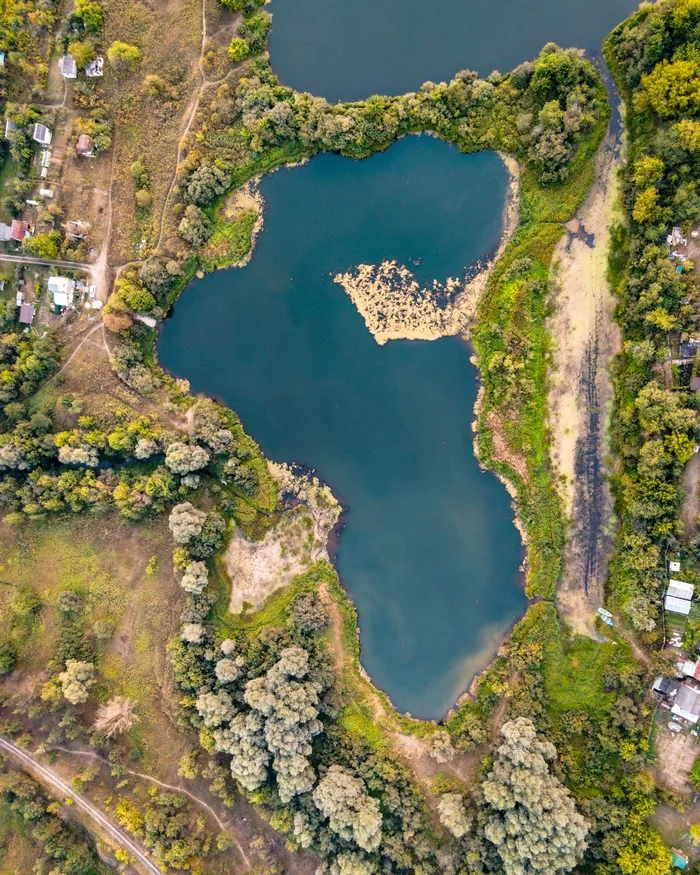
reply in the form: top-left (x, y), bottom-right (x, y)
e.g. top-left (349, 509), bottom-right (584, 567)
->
top-left (672, 685), bottom-right (700, 722)
top-left (0, 222), bottom-right (10, 242)
top-left (666, 595), bottom-right (692, 615)
top-left (670, 561), bottom-right (681, 573)
top-left (85, 56), bottom-right (104, 77)
top-left (4, 119), bottom-right (16, 139)
top-left (668, 579), bottom-right (694, 600)
top-left (58, 55), bottom-right (77, 78)
top-left (48, 276), bottom-right (74, 294)
top-left (32, 123), bottom-right (51, 145)
top-left (39, 188), bottom-right (54, 198)
top-left (53, 291), bottom-right (71, 307)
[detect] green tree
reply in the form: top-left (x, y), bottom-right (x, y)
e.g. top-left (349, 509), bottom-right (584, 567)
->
top-left (68, 40), bottom-right (95, 69)
top-left (107, 41), bottom-right (140, 71)
top-left (639, 59), bottom-right (700, 118)
top-left (228, 37), bottom-right (249, 62)
top-left (75, 0), bottom-right (105, 31)
top-left (21, 232), bottom-right (61, 259)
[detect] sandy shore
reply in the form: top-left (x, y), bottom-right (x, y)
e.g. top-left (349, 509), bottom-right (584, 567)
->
top-left (548, 125), bottom-right (622, 636)
top-left (333, 152), bottom-right (521, 345)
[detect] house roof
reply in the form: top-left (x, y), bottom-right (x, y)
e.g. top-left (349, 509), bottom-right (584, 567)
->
top-left (48, 277), bottom-right (74, 295)
top-left (84, 56), bottom-right (103, 77)
top-left (672, 684), bottom-right (700, 721)
top-left (672, 849), bottom-right (689, 869)
top-left (0, 223), bottom-right (10, 242)
top-left (666, 595), bottom-right (692, 615)
top-left (654, 676), bottom-right (681, 697)
top-left (18, 303), bottom-right (34, 324)
top-left (76, 133), bottom-right (93, 153)
top-left (58, 55), bottom-right (77, 78)
top-left (668, 579), bottom-right (694, 600)
top-left (32, 123), bottom-right (51, 144)
top-left (4, 118), bottom-right (16, 139)
top-left (10, 220), bottom-right (28, 241)
top-left (692, 376), bottom-right (700, 392)
top-left (52, 291), bottom-right (71, 308)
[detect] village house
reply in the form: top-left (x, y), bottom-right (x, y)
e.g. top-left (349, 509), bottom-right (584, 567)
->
top-left (653, 676), bottom-right (700, 723)
top-left (58, 55), bottom-right (77, 78)
top-left (10, 220), bottom-right (29, 242)
top-left (0, 223), bottom-right (11, 242)
top-left (85, 56), bottom-right (104, 77)
top-left (18, 303), bottom-right (34, 325)
top-left (665, 579), bottom-right (695, 616)
top-left (48, 276), bottom-right (75, 310)
top-left (31, 123), bottom-right (51, 146)
top-left (76, 134), bottom-right (93, 156)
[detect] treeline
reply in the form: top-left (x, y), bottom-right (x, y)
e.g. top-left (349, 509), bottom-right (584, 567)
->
top-left (605, 0), bottom-right (700, 635)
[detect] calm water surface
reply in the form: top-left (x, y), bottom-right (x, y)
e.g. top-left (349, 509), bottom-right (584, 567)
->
top-left (158, 136), bottom-right (525, 717)
top-left (267, 0), bottom-right (639, 102)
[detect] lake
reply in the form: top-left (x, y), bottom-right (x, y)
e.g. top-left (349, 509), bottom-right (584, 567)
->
top-left (158, 135), bottom-right (526, 718)
top-left (267, 0), bottom-right (639, 102)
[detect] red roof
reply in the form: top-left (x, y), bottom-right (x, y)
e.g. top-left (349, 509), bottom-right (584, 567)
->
top-left (10, 220), bottom-right (28, 241)
top-left (76, 134), bottom-right (93, 154)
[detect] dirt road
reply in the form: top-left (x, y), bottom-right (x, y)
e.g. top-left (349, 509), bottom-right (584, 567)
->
top-left (548, 119), bottom-right (622, 637)
top-left (0, 736), bottom-right (162, 875)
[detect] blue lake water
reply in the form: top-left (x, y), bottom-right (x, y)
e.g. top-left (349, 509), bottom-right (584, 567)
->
top-left (158, 136), bottom-right (526, 718)
top-left (267, 0), bottom-right (639, 102)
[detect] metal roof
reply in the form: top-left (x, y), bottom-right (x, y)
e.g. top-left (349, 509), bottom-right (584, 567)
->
top-left (665, 595), bottom-right (692, 615)
top-left (668, 579), bottom-right (694, 600)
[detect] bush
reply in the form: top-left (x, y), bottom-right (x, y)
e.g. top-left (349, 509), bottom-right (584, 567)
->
top-left (107, 41), bottom-right (140, 71)
top-left (228, 38), bottom-right (249, 62)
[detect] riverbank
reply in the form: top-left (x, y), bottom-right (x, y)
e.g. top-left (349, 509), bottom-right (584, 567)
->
top-left (548, 106), bottom-right (623, 636)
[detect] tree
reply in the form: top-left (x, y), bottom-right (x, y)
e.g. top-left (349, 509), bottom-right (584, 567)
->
top-left (677, 118), bottom-right (700, 152)
top-left (437, 793), bottom-right (470, 838)
top-left (289, 594), bottom-right (329, 633)
top-left (632, 187), bottom-right (660, 224)
top-left (480, 718), bottom-right (588, 875)
top-left (178, 205), bottom-right (212, 246)
top-left (429, 729), bottom-right (455, 763)
top-left (639, 59), bottom-right (700, 118)
top-left (313, 765), bottom-right (383, 852)
top-left (68, 40), bottom-right (95, 69)
top-left (136, 189), bottom-right (152, 209)
top-left (215, 657), bottom-right (242, 683)
top-left (185, 163), bottom-right (229, 206)
top-left (228, 38), bottom-right (250, 62)
top-left (169, 502), bottom-right (207, 544)
top-left (22, 231), bottom-right (61, 259)
top-left (165, 442), bottom-right (209, 474)
top-left (58, 444), bottom-right (99, 467)
top-left (75, 0), bottom-right (105, 30)
top-left (107, 41), bottom-right (140, 71)
top-left (59, 660), bottom-right (96, 704)
top-left (180, 560), bottom-right (208, 593)
top-left (94, 696), bottom-right (139, 737)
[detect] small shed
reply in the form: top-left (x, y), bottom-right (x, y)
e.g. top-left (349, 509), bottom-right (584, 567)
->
top-left (671, 849), bottom-right (689, 870)
top-left (0, 223), bottom-right (10, 242)
top-left (31, 123), bottom-right (51, 145)
top-left (670, 560), bottom-right (682, 573)
top-left (85, 56), bottom-right (104, 77)
top-left (76, 134), bottom-right (93, 156)
top-left (58, 55), bottom-right (77, 78)
top-left (4, 119), bottom-right (16, 139)
top-left (10, 220), bottom-right (28, 241)
top-left (39, 188), bottom-right (54, 198)
top-left (18, 303), bottom-right (34, 325)
top-left (692, 376), bottom-right (700, 392)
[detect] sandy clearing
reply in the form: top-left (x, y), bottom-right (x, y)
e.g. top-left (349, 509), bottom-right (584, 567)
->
top-left (333, 153), bottom-right (520, 346)
top-left (225, 462), bottom-right (340, 613)
top-left (681, 450), bottom-right (700, 537)
top-left (548, 124), bottom-right (622, 637)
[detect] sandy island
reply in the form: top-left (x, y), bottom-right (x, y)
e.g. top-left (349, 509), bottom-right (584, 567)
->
top-left (333, 153), bottom-right (520, 345)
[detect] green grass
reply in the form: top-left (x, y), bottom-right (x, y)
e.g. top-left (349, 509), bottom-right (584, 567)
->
top-left (201, 210), bottom-right (257, 272)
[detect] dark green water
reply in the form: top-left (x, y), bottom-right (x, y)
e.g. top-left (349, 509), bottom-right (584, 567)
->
top-left (158, 136), bottom-right (526, 718)
top-left (267, 0), bottom-right (638, 102)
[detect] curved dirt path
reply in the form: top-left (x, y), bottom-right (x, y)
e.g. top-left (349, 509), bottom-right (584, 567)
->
top-left (0, 736), bottom-right (162, 875)
top-left (549, 116), bottom-right (623, 637)
top-left (54, 746), bottom-right (250, 867)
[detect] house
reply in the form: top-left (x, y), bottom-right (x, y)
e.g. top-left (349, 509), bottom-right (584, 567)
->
top-left (85, 56), bottom-right (103, 77)
top-left (31, 123), bottom-right (51, 146)
top-left (665, 579), bottom-right (695, 615)
top-left (671, 683), bottom-right (700, 722)
top-left (679, 339), bottom-right (699, 359)
top-left (668, 226), bottom-right (687, 249)
top-left (692, 376), bottom-right (700, 392)
top-left (653, 676), bottom-right (682, 698)
top-left (48, 276), bottom-right (75, 309)
top-left (4, 119), bottom-right (16, 139)
top-left (670, 560), bottom-right (682, 573)
top-left (9, 220), bottom-right (29, 242)
top-left (18, 303), bottom-right (34, 325)
top-left (58, 55), bottom-right (77, 78)
top-left (0, 223), bottom-right (10, 242)
top-left (76, 134), bottom-right (93, 156)
top-left (39, 188), bottom-right (54, 198)
top-left (65, 220), bottom-right (89, 239)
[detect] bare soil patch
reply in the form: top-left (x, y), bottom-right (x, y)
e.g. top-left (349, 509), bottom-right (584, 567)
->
top-left (652, 719), bottom-right (700, 796)
top-left (549, 125), bottom-right (622, 637)
top-left (681, 451), bottom-right (700, 537)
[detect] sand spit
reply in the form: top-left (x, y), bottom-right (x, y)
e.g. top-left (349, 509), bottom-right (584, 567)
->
top-left (548, 126), bottom-right (622, 637)
top-left (225, 462), bottom-right (341, 613)
top-left (333, 153), bottom-right (520, 345)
